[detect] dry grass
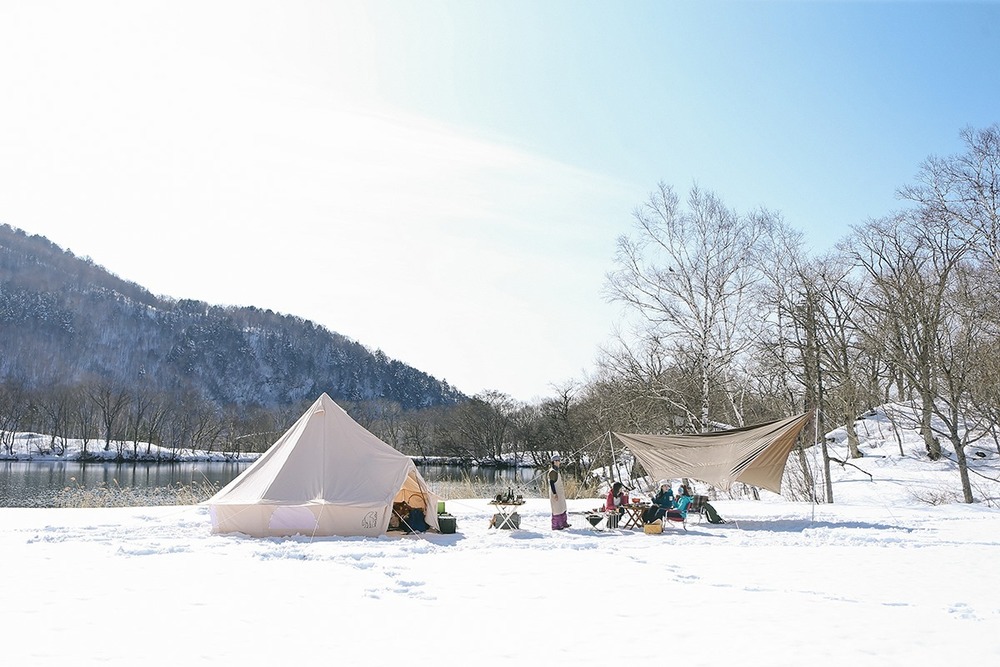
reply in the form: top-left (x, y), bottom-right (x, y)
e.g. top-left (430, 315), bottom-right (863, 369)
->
top-left (50, 469), bottom-right (595, 509)
top-left (909, 486), bottom-right (963, 506)
top-left (51, 478), bottom-right (223, 508)
top-left (428, 472), bottom-right (592, 501)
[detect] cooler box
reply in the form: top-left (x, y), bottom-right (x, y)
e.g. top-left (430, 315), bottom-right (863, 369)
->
top-left (438, 513), bottom-right (457, 534)
top-left (644, 522), bottom-right (663, 534)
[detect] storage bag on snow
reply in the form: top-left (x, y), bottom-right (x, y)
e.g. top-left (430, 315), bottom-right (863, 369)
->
top-left (405, 508), bottom-right (429, 533)
top-left (703, 502), bottom-right (726, 524)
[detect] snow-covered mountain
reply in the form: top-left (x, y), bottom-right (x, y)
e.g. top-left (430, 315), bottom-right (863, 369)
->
top-left (0, 223), bottom-right (464, 410)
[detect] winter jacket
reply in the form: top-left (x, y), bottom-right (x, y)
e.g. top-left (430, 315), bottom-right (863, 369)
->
top-left (548, 467), bottom-right (567, 516)
top-left (605, 489), bottom-right (628, 512)
top-left (651, 488), bottom-right (674, 509)
top-left (671, 494), bottom-right (693, 519)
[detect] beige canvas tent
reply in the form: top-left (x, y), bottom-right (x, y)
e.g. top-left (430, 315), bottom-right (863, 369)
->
top-left (614, 412), bottom-right (813, 494)
top-left (206, 393), bottom-right (440, 537)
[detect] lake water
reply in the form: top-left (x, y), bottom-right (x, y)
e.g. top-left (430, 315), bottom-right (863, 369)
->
top-left (0, 461), bottom-right (545, 507)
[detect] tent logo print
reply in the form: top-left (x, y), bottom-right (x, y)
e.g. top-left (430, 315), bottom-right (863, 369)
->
top-left (361, 511), bottom-right (378, 529)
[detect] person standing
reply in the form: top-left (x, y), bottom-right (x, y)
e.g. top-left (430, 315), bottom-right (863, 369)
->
top-left (548, 454), bottom-right (570, 530)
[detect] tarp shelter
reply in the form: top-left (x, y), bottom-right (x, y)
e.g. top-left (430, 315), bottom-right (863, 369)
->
top-left (613, 412), bottom-right (813, 494)
top-left (206, 393), bottom-right (441, 537)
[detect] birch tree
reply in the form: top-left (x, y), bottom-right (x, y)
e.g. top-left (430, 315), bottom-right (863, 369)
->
top-left (605, 183), bottom-right (776, 431)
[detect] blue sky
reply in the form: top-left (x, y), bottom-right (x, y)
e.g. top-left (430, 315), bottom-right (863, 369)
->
top-left (1, 1), bottom-right (998, 401)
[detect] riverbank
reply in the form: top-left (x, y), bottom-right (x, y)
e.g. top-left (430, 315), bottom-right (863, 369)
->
top-left (1, 431), bottom-right (259, 462)
top-left (0, 431), bottom-right (541, 467)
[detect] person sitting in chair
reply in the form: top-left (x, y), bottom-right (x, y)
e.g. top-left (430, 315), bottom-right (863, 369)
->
top-left (605, 481), bottom-right (629, 527)
top-left (643, 480), bottom-right (674, 524)
top-left (666, 484), bottom-right (694, 522)
top-left (605, 481), bottom-right (628, 515)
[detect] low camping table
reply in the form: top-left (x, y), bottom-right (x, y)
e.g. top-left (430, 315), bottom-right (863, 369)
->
top-left (488, 499), bottom-right (524, 529)
top-left (620, 503), bottom-right (650, 530)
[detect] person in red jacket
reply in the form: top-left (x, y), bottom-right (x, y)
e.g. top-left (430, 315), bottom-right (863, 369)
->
top-left (605, 481), bottom-right (628, 527)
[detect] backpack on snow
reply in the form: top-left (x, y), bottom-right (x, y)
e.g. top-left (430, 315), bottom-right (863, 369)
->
top-left (404, 508), bottom-right (429, 533)
top-left (703, 502), bottom-right (726, 524)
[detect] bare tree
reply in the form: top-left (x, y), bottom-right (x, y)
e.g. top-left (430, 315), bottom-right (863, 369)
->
top-left (756, 225), bottom-right (859, 502)
top-left (188, 404), bottom-right (226, 453)
top-left (451, 391), bottom-right (518, 464)
top-left (598, 329), bottom-right (702, 429)
top-left (72, 386), bottom-right (99, 457)
top-left (372, 400), bottom-right (404, 449)
top-left (0, 382), bottom-right (29, 456)
top-left (810, 262), bottom-right (878, 460)
top-left (399, 408), bottom-right (438, 458)
top-left (848, 212), bottom-right (974, 460)
top-left (86, 379), bottom-right (131, 453)
top-left (606, 182), bottom-right (776, 430)
top-left (529, 382), bottom-right (589, 469)
top-left (126, 384), bottom-right (155, 458)
top-left (899, 124), bottom-right (1000, 276)
top-left (37, 385), bottom-right (74, 455)
top-left (142, 396), bottom-right (170, 457)
top-left (969, 343), bottom-right (1000, 457)
top-left (930, 262), bottom-right (995, 502)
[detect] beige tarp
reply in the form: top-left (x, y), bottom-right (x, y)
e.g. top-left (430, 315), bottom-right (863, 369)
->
top-left (206, 393), bottom-right (440, 537)
top-left (613, 412), bottom-right (812, 494)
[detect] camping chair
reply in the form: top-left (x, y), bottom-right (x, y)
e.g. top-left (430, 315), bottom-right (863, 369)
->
top-left (389, 501), bottom-right (411, 532)
top-left (584, 508), bottom-right (621, 530)
top-left (663, 509), bottom-right (688, 530)
top-left (663, 495), bottom-right (709, 530)
top-left (391, 494), bottom-right (430, 533)
top-left (687, 495), bottom-right (708, 524)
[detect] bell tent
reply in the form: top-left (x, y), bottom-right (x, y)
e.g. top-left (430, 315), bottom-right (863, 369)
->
top-left (614, 412), bottom-right (813, 494)
top-left (207, 393), bottom-right (440, 537)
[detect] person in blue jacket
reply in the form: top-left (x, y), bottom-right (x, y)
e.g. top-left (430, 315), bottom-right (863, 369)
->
top-left (667, 484), bottom-right (694, 521)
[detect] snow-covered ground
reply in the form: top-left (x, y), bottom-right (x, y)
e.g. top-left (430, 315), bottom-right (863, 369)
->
top-left (3, 404), bottom-right (999, 665)
top-left (3, 497), bottom-right (998, 666)
top-left (809, 404), bottom-right (1000, 506)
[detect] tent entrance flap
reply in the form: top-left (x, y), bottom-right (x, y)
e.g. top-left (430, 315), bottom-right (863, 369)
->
top-left (613, 412), bottom-right (812, 494)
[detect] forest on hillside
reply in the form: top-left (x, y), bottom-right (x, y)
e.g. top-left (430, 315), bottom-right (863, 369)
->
top-left (2, 125), bottom-right (999, 506)
top-left (0, 224), bottom-right (465, 411)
